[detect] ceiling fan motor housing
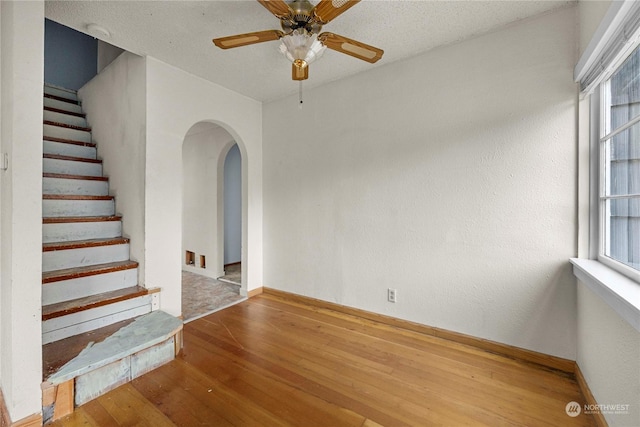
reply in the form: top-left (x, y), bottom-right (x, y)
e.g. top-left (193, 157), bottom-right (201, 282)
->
top-left (281, 0), bottom-right (322, 34)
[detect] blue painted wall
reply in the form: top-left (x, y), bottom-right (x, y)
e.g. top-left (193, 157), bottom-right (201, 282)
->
top-left (45, 19), bottom-right (97, 90)
top-left (224, 144), bottom-right (242, 265)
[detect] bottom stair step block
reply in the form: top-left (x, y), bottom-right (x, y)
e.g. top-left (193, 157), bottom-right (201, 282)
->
top-left (43, 310), bottom-right (183, 422)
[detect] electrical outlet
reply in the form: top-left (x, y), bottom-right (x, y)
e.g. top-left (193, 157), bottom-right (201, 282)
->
top-left (388, 288), bottom-right (397, 303)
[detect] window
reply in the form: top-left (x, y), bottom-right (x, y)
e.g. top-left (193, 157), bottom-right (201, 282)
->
top-left (598, 45), bottom-right (640, 281)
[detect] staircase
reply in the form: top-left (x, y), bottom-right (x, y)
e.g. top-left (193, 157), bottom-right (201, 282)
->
top-left (41, 84), bottom-right (182, 422)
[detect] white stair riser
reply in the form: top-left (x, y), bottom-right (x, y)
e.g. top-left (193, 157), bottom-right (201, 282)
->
top-left (43, 124), bottom-right (91, 143)
top-left (42, 268), bottom-right (138, 305)
top-left (43, 140), bottom-right (96, 159)
top-left (43, 199), bottom-right (114, 217)
top-left (42, 295), bottom-right (152, 345)
top-left (43, 177), bottom-right (108, 196)
top-left (43, 158), bottom-right (102, 177)
top-left (44, 97), bottom-right (83, 115)
top-left (44, 110), bottom-right (87, 128)
top-left (43, 221), bottom-right (122, 243)
top-left (44, 85), bottom-right (79, 102)
top-left (43, 243), bottom-right (130, 272)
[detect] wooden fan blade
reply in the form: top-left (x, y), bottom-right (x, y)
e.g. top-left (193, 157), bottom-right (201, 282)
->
top-left (213, 30), bottom-right (284, 49)
top-left (319, 32), bottom-right (383, 63)
top-left (257, 0), bottom-right (293, 20)
top-left (292, 62), bottom-right (309, 80)
top-left (311, 0), bottom-right (360, 24)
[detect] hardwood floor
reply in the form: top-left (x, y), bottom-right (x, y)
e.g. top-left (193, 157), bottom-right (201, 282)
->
top-left (51, 293), bottom-right (596, 426)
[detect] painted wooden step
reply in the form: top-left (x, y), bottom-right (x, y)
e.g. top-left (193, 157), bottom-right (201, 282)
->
top-left (42, 260), bottom-right (138, 307)
top-left (43, 154), bottom-right (102, 177)
top-left (42, 259), bottom-right (138, 284)
top-left (42, 287), bottom-right (151, 345)
top-left (43, 237), bottom-right (130, 273)
top-left (44, 84), bottom-right (79, 102)
top-left (43, 216), bottom-right (122, 243)
top-left (44, 97), bottom-right (83, 115)
top-left (44, 122), bottom-right (91, 144)
top-left (44, 138), bottom-right (96, 159)
top-left (44, 109), bottom-right (88, 128)
top-left (43, 195), bottom-right (114, 218)
top-left (43, 173), bottom-right (108, 196)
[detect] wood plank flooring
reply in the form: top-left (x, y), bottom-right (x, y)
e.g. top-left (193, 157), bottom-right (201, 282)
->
top-left (50, 293), bottom-right (596, 426)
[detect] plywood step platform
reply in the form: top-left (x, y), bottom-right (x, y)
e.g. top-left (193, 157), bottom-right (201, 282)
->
top-left (42, 310), bottom-right (183, 423)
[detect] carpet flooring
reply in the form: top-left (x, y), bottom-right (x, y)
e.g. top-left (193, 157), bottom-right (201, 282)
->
top-left (181, 271), bottom-right (244, 322)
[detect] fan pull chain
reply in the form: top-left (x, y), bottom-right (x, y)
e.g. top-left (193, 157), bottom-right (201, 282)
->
top-left (298, 81), bottom-right (303, 110)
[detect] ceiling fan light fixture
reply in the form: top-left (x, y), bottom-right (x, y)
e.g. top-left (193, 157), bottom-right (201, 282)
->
top-left (279, 29), bottom-right (326, 66)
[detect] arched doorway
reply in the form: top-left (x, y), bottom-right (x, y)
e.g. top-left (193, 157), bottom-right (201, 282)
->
top-left (180, 122), bottom-right (245, 321)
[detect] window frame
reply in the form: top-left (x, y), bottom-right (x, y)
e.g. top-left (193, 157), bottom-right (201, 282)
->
top-left (592, 46), bottom-right (640, 284)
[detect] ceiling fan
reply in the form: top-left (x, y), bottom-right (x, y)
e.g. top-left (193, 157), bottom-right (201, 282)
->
top-left (212, 0), bottom-right (384, 81)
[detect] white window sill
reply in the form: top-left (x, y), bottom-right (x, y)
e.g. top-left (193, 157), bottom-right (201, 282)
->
top-left (570, 258), bottom-right (640, 332)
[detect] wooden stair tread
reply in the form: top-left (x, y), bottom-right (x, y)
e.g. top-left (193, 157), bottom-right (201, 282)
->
top-left (43, 237), bottom-right (129, 252)
top-left (43, 215), bottom-right (122, 224)
top-left (43, 153), bottom-right (102, 164)
top-left (44, 106), bottom-right (86, 118)
top-left (44, 120), bottom-right (91, 132)
top-left (44, 93), bottom-right (80, 105)
top-left (43, 173), bottom-right (108, 182)
top-left (43, 194), bottom-right (113, 201)
top-left (44, 136), bottom-right (96, 148)
top-left (42, 260), bottom-right (138, 284)
top-left (42, 285), bottom-right (148, 321)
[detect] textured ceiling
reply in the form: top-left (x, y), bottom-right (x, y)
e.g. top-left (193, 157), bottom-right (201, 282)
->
top-left (45, 0), bottom-right (573, 102)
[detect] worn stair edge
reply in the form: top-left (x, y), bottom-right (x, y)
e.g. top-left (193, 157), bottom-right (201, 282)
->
top-left (46, 310), bottom-right (182, 385)
top-left (43, 215), bottom-right (122, 224)
top-left (44, 93), bottom-right (80, 105)
top-left (42, 260), bottom-right (138, 284)
top-left (44, 173), bottom-right (108, 182)
top-left (44, 106), bottom-right (86, 118)
top-left (42, 285), bottom-right (147, 321)
top-left (43, 120), bottom-right (91, 133)
top-left (43, 194), bottom-right (113, 201)
top-left (43, 237), bottom-right (130, 252)
top-left (43, 153), bottom-right (102, 164)
top-left (44, 136), bottom-right (96, 148)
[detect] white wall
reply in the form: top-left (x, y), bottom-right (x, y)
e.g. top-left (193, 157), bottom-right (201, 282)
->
top-left (79, 52), bottom-right (147, 285)
top-left (182, 123), bottom-right (235, 279)
top-left (97, 40), bottom-right (124, 73)
top-left (145, 57), bottom-right (263, 315)
top-left (577, 283), bottom-right (640, 425)
top-left (264, 7), bottom-right (578, 359)
top-left (0, 1), bottom-right (44, 421)
top-left (575, 2), bottom-right (640, 425)
top-left (578, 0), bottom-right (612, 57)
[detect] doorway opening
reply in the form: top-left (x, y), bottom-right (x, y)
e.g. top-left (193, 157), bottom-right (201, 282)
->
top-left (181, 123), bottom-right (245, 322)
top-left (218, 143), bottom-right (242, 286)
